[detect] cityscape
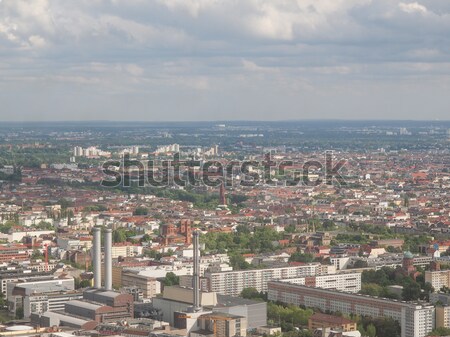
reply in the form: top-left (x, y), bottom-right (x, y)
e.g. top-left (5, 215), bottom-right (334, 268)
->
top-left (0, 121), bottom-right (449, 337)
top-left (1, 1), bottom-right (450, 337)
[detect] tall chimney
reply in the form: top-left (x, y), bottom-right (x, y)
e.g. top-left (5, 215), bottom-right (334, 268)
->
top-left (104, 228), bottom-right (113, 291)
top-left (193, 230), bottom-right (201, 312)
top-left (93, 227), bottom-right (101, 289)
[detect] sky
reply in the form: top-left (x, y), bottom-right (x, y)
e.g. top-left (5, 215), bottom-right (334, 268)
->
top-left (0, 0), bottom-right (449, 121)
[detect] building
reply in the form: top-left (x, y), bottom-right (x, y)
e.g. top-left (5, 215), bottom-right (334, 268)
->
top-left (278, 272), bottom-right (361, 293)
top-left (425, 270), bottom-right (450, 292)
top-left (308, 312), bottom-right (357, 332)
top-left (268, 281), bottom-right (435, 337)
top-left (24, 291), bottom-right (83, 318)
top-left (430, 292), bottom-right (450, 306)
top-left (190, 312), bottom-right (247, 337)
top-left (205, 263), bottom-right (325, 296)
top-left (0, 244), bottom-right (29, 263)
top-left (436, 306), bottom-right (450, 329)
top-left (214, 295), bottom-right (266, 329)
top-left (33, 227), bottom-right (134, 329)
top-left (121, 270), bottom-right (160, 298)
top-left (7, 277), bottom-right (76, 318)
top-left (0, 267), bottom-right (54, 294)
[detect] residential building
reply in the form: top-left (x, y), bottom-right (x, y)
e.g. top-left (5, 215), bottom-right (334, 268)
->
top-left (436, 306), bottom-right (450, 329)
top-left (205, 263), bottom-right (325, 296)
top-left (425, 270), bottom-right (450, 292)
top-left (278, 272), bottom-right (361, 293)
top-left (268, 281), bottom-right (435, 337)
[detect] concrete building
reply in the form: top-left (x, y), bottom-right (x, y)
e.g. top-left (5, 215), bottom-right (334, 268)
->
top-left (278, 272), bottom-right (361, 293)
top-left (190, 312), bottom-right (247, 337)
top-left (430, 292), bottom-right (450, 306)
top-left (205, 263), bottom-right (326, 296)
top-left (24, 291), bottom-right (83, 318)
top-left (7, 277), bottom-right (76, 318)
top-left (436, 305), bottom-right (450, 329)
top-left (268, 281), bottom-right (435, 337)
top-left (34, 227), bottom-right (134, 329)
top-left (214, 295), bottom-right (266, 329)
top-left (0, 267), bottom-right (54, 294)
top-left (425, 270), bottom-right (450, 292)
top-left (121, 270), bottom-right (160, 298)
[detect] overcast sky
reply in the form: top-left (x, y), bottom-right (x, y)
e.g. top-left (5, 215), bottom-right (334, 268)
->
top-left (0, 0), bottom-right (449, 121)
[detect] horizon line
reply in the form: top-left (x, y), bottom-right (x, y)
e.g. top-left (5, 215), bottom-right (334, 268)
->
top-left (0, 118), bottom-right (449, 124)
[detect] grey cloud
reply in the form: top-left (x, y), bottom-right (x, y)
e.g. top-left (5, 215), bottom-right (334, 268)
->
top-left (0, 0), bottom-right (449, 121)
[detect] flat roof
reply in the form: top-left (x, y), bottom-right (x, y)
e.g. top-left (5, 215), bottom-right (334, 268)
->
top-left (66, 299), bottom-right (103, 311)
top-left (216, 294), bottom-right (264, 307)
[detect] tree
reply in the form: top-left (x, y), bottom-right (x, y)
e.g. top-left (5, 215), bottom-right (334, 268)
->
top-left (31, 249), bottom-right (44, 260)
top-left (353, 260), bottom-right (368, 268)
top-left (366, 323), bottom-right (376, 337)
top-left (240, 287), bottom-right (263, 300)
top-left (402, 279), bottom-right (421, 301)
top-left (229, 253), bottom-right (252, 270)
top-left (289, 252), bottom-right (314, 263)
top-left (113, 228), bottom-right (127, 243)
top-left (360, 283), bottom-right (383, 297)
top-left (133, 206), bottom-right (149, 215)
top-left (163, 272), bottom-right (179, 286)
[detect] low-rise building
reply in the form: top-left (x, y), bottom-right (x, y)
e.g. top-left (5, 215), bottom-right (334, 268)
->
top-left (308, 312), bottom-right (357, 332)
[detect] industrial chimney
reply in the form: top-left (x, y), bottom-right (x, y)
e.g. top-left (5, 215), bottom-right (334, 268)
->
top-left (193, 230), bottom-right (201, 312)
top-left (92, 227), bottom-right (102, 289)
top-left (104, 228), bottom-right (113, 291)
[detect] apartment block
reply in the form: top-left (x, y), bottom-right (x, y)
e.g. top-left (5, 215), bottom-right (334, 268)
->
top-left (205, 263), bottom-right (325, 296)
top-left (425, 270), bottom-right (450, 292)
top-left (268, 281), bottom-right (435, 337)
top-left (278, 272), bottom-right (361, 293)
top-left (436, 305), bottom-right (450, 329)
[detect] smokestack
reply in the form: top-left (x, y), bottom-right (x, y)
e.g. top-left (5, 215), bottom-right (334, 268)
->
top-left (93, 227), bottom-right (102, 289)
top-left (193, 230), bottom-right (201, 312)
top-left (104, 228), bottom-right (113, 291)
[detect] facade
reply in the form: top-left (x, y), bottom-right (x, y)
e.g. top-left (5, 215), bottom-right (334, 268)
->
top-left (278, 272), bottom-right (361, 293)
top-left (0, 244), bottom-right (29, 263)
top-left (268, 281), bottom-right (435, 337)
top-left (308, 312), bottom-right (357, 332)
top-left (425, 270), bottom-right (450, 292)
top-left (436, 305), bottom-right (450, 329)
top-left (121, 270), bottom-right (160, 298)
top-left (24, 291), bottom-right (83, 318)
top-left (0, 268), bottom-right (54, 294)
top-left (205, 263), bottom-right (324, 296)
top-left (214, 295), bottom-right (267, 329)
top-left (7, 277), bottom-right (76, 318)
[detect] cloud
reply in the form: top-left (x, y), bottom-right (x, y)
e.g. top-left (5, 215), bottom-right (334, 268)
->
top-left (399, 2), bottom-right (427, 14)
top-left (0, 0), bottom-right (449, 120)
